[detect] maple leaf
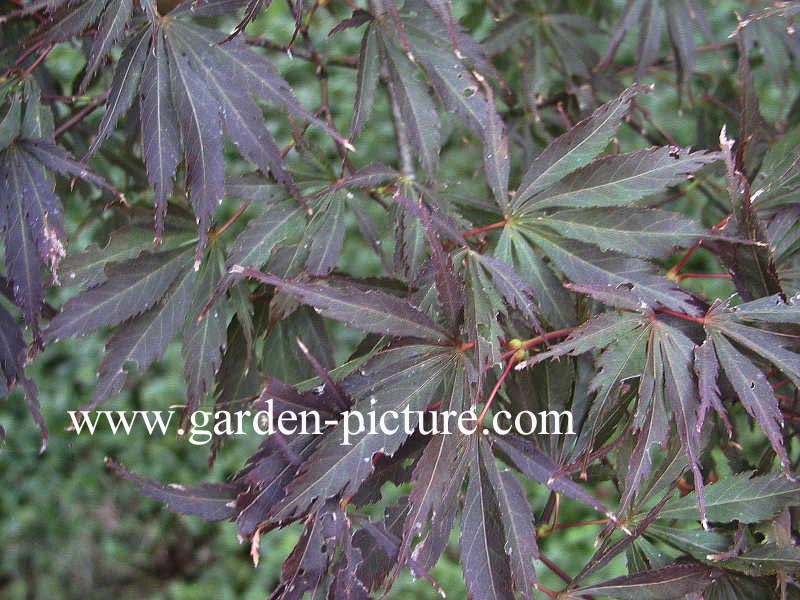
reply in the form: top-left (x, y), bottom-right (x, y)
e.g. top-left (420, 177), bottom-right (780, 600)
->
top-left (350, 0), bottom-right (506, 204)
top-left (0, 81), bottom-right (108, 337)
top-left (568, 564), bottom-right (720, 599)
top-left (268, 346), bottom-right (459, 521)
top-left (658, 471), bottom-right (800, 524)
top-left (525, 309), bottom-right (710, 523)
top-left (460, 436), bottom-right (515, 600)
top-left (482, 3), bottom-right (603, 112)
top-left (0, 301), bottom-right (45, 450)
top-left (106, 458), bottom-right (239, 521)
top-left (702, 295), bottom-right (800, 475)
top-left (232, 267), bottom-right (450, 342)
top-left (88, 14), bottom-right (348, 247)
top-left (597, 0), bottom-right (715, 94)
top-left (395, 363), bottom-right (469, 571)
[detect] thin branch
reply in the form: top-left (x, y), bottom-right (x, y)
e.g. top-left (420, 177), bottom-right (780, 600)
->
top-left (243, 36), bottom-right (356, 68)
top-left (54, 91), bottom-right (109, 138)
top-left (21, 43), bottom-right (53, 76)
top-left (386, 75), bottom-right (415, 179)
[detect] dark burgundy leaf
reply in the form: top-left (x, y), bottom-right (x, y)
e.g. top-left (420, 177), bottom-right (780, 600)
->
top-left (106, 458), bottom-right (238, 521)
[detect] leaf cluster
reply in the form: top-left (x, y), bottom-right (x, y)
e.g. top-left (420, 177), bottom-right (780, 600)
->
top-left (2, 0), bottom-right (800, 598)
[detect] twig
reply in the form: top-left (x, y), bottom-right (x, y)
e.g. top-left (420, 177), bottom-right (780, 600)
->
top-left (244, 36), bottom-right (357, 68)
top-left (386, 74), bottom-right (415, 180)
top-left (54, 91), bottom-right (109, 138)
top-left (21, 43), bottom-right (53, 76)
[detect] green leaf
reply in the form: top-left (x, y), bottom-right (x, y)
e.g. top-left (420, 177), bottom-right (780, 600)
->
top-left (708, 299), bottom-right (800, 389)
top-left (656, 322), bottom-right (708, 526)
top-left (397, 364), bottom-right (469, 567)
top-left (234, 268), bottom-right (450, 342)
top-left (0, 146), bottom-right (59, 332)
top-left (378, 30), bottom-right (441, 177)
top-left (513, 86), bottom-right (641, 209)
top-left (306, 192), bottom-right (347, 276)
top-left (658, 472), bottom-right (800, 523)
top-left (182, 246), bottom-right (228, 412)
top-left (495, 226), bottom-right (575, 328)
top-left (619, 357), bottom-right (669, 514)
top-left (262, 307), bottom-right (335, 384)
top-left (88, 28), bottom-right (149, 154)
top-left (710, 332), bottom-right (792, 472)
top-left (90, 267), bottom-right (196, 410)
top-left (225, 199), bottom-right (305, 270)
top-left (170, 22), bottom-right (293, 191)
top-left (532, 207), bottom-right (711, 259)
top-left (468, 250), bottom-right (540, 326)
top-left (59, 224), bottom-right (180, 289)
top-left (140, 31), bottom-right (181, 238)
top-left (44, 248), bottom-right (193, 342)
top-left (0, 90), bottom-right (22, 152)
top-left (492, 434), bottom-right (613, 518)
top-left (403, 13), bottom-right (509, 208)
top-left (106, 459), bottom-right (238, 521)
top-left (520, 230), bottom-right (700, 315)
top-left (518, 147), bottom-right (718, 213)
top-left (167, 31), bottom-right (224, 257)
top-left (527, 311), bottom-right (647, 366)
top-left (464, 251), bottom-right (507, 370)
top-left (351, 23), bottom-right (379, 140)
top-left (646, 524), bottom-right (730, 561)
top-left (569, 564), bottom-right (719, 599)
top-left (79, 0), bottom-right (132, 91)
top-left (721, 543), bottom-right (800, 576)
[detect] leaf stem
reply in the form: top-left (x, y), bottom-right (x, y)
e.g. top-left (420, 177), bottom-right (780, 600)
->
top-left (477, 355), bottom-right (517, 423)
top-left (244, 35), bottom-right (357, 68)
top-left (676, 272), bottom-right (732, 282)
top-left (532, 583), bottom-right (559, 599)
top-left (666, 214), bottom-right (731, 280)
top-left (666, 240), bottom-right (701, 280)
top-left (3, 0), bottom-right (46, 24)
top-left (11, 39), bottom-right (47, 72)
top-left (538, 553), bottom-right (573, 585)
top-left (210, 201), bottom-right (251, 240)
top-left (654, 307), bottom-right (706, 325)
top-left (462, 220), bottom-right (507, 238)
top-left (21, 44), bottom-right (53, 76)
top-left (549, 519), bottom-right (609, 531)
